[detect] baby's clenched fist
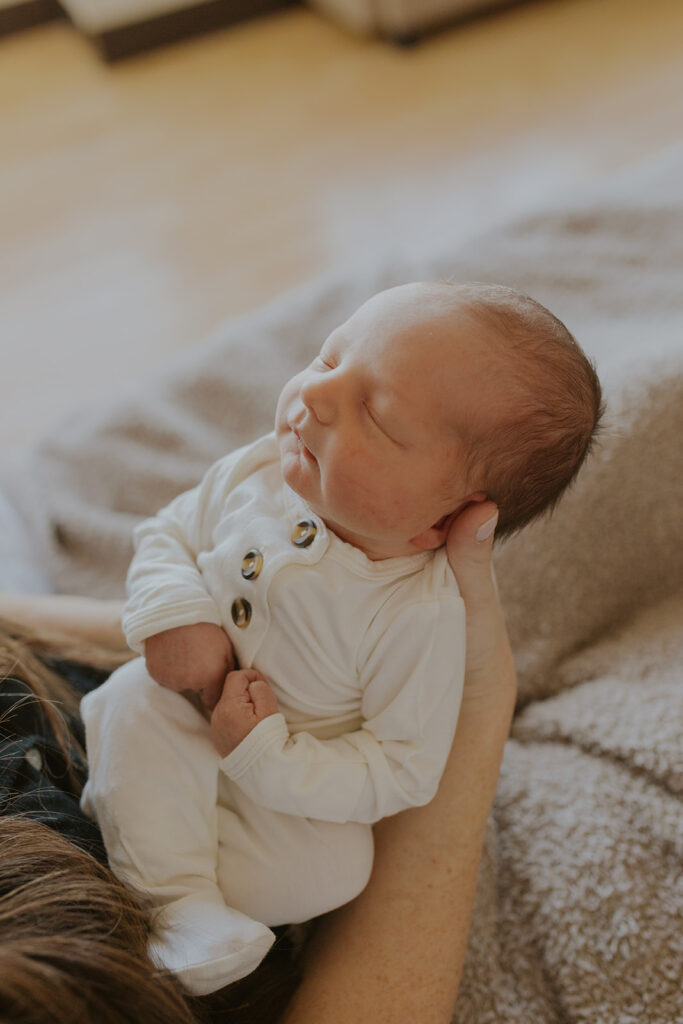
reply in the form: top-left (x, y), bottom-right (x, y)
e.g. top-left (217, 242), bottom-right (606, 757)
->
top-left (210, 669), bottom-right (279, 757)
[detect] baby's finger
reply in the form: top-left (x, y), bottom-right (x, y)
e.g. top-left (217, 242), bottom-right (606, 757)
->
top-left (221, 670), bottom-right (253, 701)
top-left (240, 668), bottom-right (265, 684)
top-left (249, 679), bottom-right (278, 720)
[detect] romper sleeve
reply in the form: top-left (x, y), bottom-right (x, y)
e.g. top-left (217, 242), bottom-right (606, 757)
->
top-left (123, 441), bottom-right (263, 653)
top-left (219, 591), bottom-right (466, 824)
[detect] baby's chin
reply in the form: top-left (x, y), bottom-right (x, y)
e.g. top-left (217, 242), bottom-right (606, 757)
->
top-left (279, 445), bottom-right (315, 501)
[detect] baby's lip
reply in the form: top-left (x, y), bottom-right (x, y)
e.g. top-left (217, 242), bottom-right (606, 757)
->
top-left (291, 422), bottom-right (317, 462)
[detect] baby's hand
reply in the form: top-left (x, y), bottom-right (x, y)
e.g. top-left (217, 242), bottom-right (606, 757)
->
top-left (210, 669), bottom-right (279, 758)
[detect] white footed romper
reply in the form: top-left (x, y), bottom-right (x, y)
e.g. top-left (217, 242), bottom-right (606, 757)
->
top-left (81, 434), bottom-right (466, 995)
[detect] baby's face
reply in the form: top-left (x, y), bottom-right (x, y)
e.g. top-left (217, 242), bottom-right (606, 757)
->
top-left (275, 283), bottom-right (501, 560)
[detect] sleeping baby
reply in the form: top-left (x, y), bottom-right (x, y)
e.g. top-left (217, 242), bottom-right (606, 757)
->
top-left (81, 280), bottom-right (603, 995)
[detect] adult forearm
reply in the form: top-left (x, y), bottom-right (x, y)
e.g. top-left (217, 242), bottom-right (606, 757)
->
top-left (0, 594), bottom-right (127, 650)
top-left (280, 682), bottom-right (515, 1024)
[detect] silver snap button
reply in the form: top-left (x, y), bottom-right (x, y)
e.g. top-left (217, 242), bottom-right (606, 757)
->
top-left (231, 598), bottom-right (252, 629)
top-left (24, 747), bottom-right (43, 771)
top-left (291, 519), bottom-right (318, 548)
top-left (241, 549), bottom-right (264, 581)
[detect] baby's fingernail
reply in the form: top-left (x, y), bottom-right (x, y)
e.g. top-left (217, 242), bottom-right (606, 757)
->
top-left (476, 512), bottom-right (498, 542)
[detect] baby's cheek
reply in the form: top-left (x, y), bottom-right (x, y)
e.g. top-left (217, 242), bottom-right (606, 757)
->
top-left (334, 463), bottom-right (400, 528)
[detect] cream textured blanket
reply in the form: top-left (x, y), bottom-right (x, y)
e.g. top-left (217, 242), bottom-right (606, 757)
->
top-left (3, 148), bottom-right (682, 1021)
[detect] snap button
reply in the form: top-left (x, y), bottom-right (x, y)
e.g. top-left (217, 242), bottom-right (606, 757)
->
top-left (241, 549), bottom-right (263, 581)
top-left (291, 519), bottom-right (318, 548)
top-left (231, 598), bottom-right (252, 629)
top-left (24, 747), bottom-right (43, 771)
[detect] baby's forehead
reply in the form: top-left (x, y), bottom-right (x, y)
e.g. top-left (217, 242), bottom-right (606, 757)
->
top-left (358, 283), bottom-right (523, 355)
top-left (358, 281), bottom-right (472, 328)
top-left (346, 282), bottom-right (546, 408)
top-left (366, 280), bottom-right (543, 332)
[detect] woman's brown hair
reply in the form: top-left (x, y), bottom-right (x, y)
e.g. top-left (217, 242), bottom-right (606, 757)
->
top-left (0, 618), bottom-right (195, 1023)
top-left (0, 617), bottom-right (301, 1024)
top-left (0, 816), bottom-right (198, 1024)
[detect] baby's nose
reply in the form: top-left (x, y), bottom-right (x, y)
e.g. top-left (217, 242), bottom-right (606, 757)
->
top-left (301, 376), bottom-right (337, 424)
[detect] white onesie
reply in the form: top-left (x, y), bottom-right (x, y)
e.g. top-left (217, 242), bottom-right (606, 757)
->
top-left (81, 433), bottom-right (466, 994)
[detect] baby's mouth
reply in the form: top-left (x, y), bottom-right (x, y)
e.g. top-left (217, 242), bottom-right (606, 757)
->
top-left (292, 425), bottom-right (317, 463)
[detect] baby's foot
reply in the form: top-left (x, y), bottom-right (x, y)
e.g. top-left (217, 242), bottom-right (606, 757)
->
top-left (148, 892), bottom-right (276, 995)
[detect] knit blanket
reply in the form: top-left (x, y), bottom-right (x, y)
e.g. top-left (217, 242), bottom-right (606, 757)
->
top-left (2, 147), bottom-right (682, 1022)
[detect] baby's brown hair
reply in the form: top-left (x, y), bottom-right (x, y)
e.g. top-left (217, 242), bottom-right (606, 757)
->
top-left (454, 282), bottom-right (604, 539)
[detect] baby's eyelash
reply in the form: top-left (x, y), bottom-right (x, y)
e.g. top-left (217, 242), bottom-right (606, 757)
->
top-left (364, 403), bottom-right (385, 432)
top-left (365, 403), bottom-right (404, 448)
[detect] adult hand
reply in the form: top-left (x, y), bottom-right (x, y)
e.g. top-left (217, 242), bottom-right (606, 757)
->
top-left (446, 501), bottom-right (517, 709)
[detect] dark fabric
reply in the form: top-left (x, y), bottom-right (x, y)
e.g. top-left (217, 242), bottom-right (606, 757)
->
top-left (0, 659), bottom-right (108, 863)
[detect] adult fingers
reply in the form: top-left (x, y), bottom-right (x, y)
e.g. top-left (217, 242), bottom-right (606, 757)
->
top-left (446, 502), bottom-right (498, 610)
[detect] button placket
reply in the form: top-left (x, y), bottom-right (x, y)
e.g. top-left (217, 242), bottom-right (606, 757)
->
top-left (232, 548), bottom-right (264, 631)
top-left (228, 514), bottom-right (323, 639)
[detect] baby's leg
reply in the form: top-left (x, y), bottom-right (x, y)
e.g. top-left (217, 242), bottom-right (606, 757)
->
top-left (216, 777), bottom-right (375, 926)
top-left (80, 658), bottom-right (275, 995)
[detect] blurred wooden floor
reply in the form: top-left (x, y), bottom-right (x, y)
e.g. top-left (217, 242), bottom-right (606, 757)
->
top-left (1, 0), bottom-right (683, 452)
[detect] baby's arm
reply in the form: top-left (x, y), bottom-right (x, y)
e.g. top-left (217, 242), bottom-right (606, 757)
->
top-left (145, 622), bottom-right (235, 711)
top-left (123, 453), bottom-right (249, 702)
top-left (216, 594), bottom-right (466, 824)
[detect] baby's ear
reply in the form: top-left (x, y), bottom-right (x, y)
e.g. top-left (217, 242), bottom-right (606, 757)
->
top-left (410, 513), bottom-right (458, 552)
top-left (411, 494), bottom-right (488, 552)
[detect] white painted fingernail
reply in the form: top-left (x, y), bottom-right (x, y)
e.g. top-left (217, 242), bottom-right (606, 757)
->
top-left (476, 512), bottom-right (498, 542)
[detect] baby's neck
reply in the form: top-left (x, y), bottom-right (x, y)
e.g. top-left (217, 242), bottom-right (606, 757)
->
top-left (324, 518), bottom-right (431, 561)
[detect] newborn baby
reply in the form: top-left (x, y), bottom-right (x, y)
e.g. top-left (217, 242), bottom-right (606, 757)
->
top-left (81, 281), bottom-right (603, 995)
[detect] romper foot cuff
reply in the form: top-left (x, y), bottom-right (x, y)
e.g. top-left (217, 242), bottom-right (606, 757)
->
top-left (148, 892), bottom-right (276, 996)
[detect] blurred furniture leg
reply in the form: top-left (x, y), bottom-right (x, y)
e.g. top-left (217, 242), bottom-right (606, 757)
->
top-left (55, 0), bottom-right (296, 60)
top-left (307, 0), bottom-right (522, 42)
top-left (0, 0), bottom-right (64, 36)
